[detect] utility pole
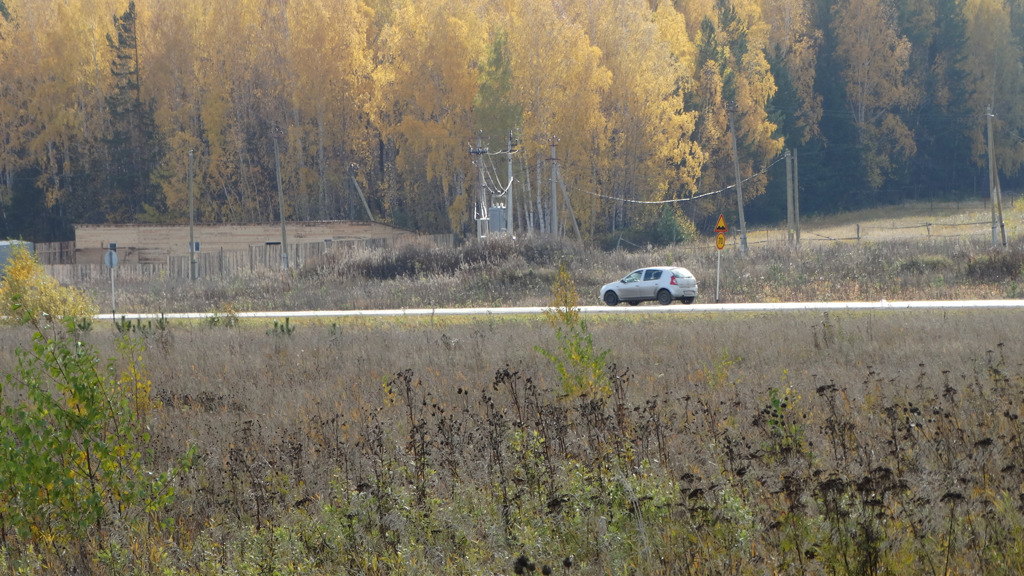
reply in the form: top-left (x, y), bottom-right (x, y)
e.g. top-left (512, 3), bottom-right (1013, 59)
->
top-left (555, 161), bottom-right (581, 241)
top-left (997, 174), bottom-right (1007, 247)
top-left (274, 134), bottom-right (288, 269)
top-left (727, 112), bottom-right (749, 256)
top-left (470, 134), bottom-right (488, 239)
top-left (507, 131), bottom-right (515, 237)
top-left (348, 164), bottom-right (374, 222)
top-left (986, 106), bottom-right (1006, 248)
top-left (785, 148), bottom-right (794, 244)
top-left (549, 138), bottom-right (559, 236)
top-left (188, 149), bottom-right (196, 281)
top-left (794, 148), bottom-right (801, 244)
top-left (987, 105), bottom-right (996, 248)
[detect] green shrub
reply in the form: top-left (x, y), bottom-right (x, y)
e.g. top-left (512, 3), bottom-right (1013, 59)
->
top-left (0, 320), bottom-right (193, 563)
top-left (536, 264), bottom-right (609, 397)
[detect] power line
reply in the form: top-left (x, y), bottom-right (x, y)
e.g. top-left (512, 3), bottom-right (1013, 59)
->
top-left (484, 152), bottom-right (513, 196)
top-left (579, 154), bottom-right (786, 205)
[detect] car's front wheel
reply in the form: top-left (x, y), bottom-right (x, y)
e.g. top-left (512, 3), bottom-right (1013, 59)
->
top-left (604, 291), bottom-right (620, 306)
top-left (657, 289), bottom-right (673, 306)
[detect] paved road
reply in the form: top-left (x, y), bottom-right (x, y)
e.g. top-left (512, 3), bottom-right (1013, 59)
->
top-left (98, 299), bottom-right (1024, 321)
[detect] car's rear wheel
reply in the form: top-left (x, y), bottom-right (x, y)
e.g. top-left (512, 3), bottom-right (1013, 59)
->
top-left (604, 291), bottom-right (620, 306)
top-left (682, 297), bottom-right (695, 304)
top-left (657, 289), bottom-right (673, 306)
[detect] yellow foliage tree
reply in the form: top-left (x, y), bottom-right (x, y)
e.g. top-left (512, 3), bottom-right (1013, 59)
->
top-left (582, 0), bottom-right (700, 234)
top-left (683, 0), bottom-right (783, 214)
top-left (286, 0), bottom-right (375, 220)
top-left (832, 0), bottom-right (918, 188)
top-left (501, 0), bottom-right (612, 236)
top-left (372, 0), bottom-right (485, 231)
top-left (0, 244), bottom-right (97, 323)
top-left (963, 0), bottom-right (1024, 175)
top-left (0, 0), bottom-right (118, 216)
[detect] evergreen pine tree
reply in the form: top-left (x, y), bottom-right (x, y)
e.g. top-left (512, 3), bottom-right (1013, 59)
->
top-left (804, 0), bottom-right (871, 211)
top-left (104, 1), bottom-right (164, 223)
top-left (900, 0), bottom-right (973, 198)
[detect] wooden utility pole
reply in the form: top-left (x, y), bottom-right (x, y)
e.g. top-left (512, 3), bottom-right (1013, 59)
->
top-left (794, 148), bottom-right (801, 244)
top-left (555, 162), bottom-right (581, 241)
top-left (727, 113), bottom-right (749, 256)
top-left (549, 138), bottom-right (559, 236)
top-left (471, 134), bottom-right (488, 239)
top-left (997, 174), bottom-right (1007, 247)
top-left (988, 106), bottom-right (997, 247)
top-left (785, 149), bottom-right (794, 244)
top-left (986, 106), bottom-right (1006, 248)
top-left (188, 149), bottom-right (196, 280)
top-left (507, 131), bottom-right (515, 236)
top-left (274, 135), bottom-right (288, 270)
top-left (348, 164), bottom-right (374, 222)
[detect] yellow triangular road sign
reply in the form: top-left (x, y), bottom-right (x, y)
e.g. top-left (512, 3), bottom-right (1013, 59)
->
top-left (715, 214), bottom-right (728, 233)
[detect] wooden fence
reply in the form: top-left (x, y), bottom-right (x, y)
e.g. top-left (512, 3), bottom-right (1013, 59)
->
top-left (43, 233), bottom-right (453, 283)
top-left (35, 241), bottom-right (76, 264)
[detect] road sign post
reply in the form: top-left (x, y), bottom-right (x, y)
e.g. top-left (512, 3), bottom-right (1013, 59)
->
top-left (104, 248), bottom-right (118, 320)
top-left (715, 215), bottom-right (727, 302)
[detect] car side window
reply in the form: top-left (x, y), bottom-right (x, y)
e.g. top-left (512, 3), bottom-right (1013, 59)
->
top-left (623, 271), bottom-right (641, 283)
top-left (644, 270), bottom-right (661, 281)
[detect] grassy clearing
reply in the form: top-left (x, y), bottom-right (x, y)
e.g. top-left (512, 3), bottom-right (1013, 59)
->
top-left (81, 201), bottom-right (1024, 313)
top-left (3, 202), bottom-right (1024, 574)
top-left (3, 304), bottom-right (1024, 574)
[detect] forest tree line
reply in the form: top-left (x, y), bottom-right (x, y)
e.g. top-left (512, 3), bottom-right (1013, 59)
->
top-left (0, 0), bottom-right (1022, 243)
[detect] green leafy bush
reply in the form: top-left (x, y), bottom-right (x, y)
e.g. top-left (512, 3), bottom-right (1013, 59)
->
top-left (0, 320), bottom-right (192, 564)
top-left (537, 264), bottom-right (609, 397)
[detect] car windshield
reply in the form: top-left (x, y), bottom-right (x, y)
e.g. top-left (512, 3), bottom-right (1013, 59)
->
top-left (623, 271), bottom-right (642, 283)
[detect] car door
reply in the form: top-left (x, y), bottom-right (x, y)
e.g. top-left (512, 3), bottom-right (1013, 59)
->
top-left (639, 269), bottom-right (663, 299)
top-left (617, 270), bottom-right (643, 299)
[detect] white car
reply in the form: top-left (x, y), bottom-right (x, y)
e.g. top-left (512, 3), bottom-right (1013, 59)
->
top-left (600, 266), bottom-right (698, 306)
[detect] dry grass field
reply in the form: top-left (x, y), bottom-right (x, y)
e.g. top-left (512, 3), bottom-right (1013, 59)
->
top-left (74, 198), bottom-right (1024, 314)
top-left (3, 200), bottom-right (1024, 575)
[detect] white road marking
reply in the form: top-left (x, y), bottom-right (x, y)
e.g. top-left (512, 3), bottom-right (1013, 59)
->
top-left (98, 299), bottom-right (1024, 321)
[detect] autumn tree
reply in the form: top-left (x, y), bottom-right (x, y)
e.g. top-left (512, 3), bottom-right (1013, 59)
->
top-left (832, 0), bottom-right (918, 190)
top-left (576, 0), bottom-right (699, 239)
top-left (371, 0), bottom-right (483, 232)
top-left (760, 0), bottom-right (822, 144)
top-left (0, 0), bottom-right (122, 235)
top-left (684, 0), bottom-right (782, 225)
top-left (963, 0), bottom-right (1024, 178)
top-left (285, 0), bottom-right (374, 221)
top-left (191, 0), bottom-right (291, 224)
top-left (500, 0), bottom-right (611, 237)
